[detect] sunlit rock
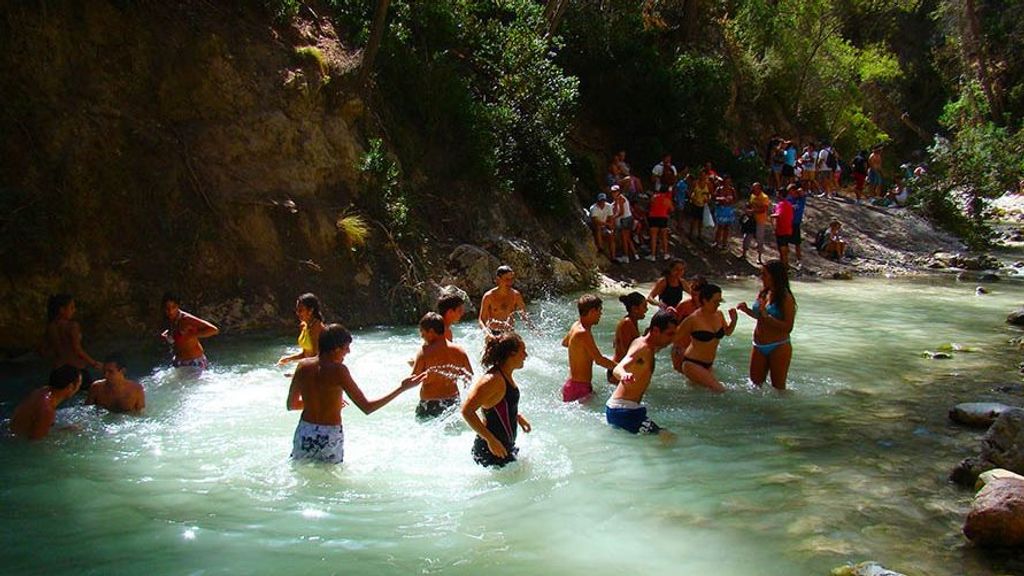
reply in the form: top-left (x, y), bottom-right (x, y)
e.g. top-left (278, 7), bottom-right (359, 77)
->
top-left (949, 402), bottom-right (1014, 429)
top-left (963, 476), bottom-right (1024, 547)
top-left (830, 561), bottom-right (907, 576)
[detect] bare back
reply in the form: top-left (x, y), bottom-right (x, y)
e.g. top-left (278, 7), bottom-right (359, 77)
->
top-left (613, 317), bottom-right (639, 362)
top-left (413, 340), bottom-right (472, 400)
top-left (291, 358), bottom-right (348, 426)
top-left (10, 388), bottom-right (56, 440)
top-left (565, 321), bottom-right (610, 383)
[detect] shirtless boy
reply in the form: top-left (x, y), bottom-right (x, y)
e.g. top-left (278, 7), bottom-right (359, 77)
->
top-left (86, 354), bottom-right (145, 413)
top-left (478, 265), bottom-right (529, 333)
top-left (41, 294), bottom-right (102, 387)
top-left (436, 293), bottom-right (466, 342)
top-left (561, 295), bottom-right (617, 402)
top-left (411, 312), bottom-right (473, 419)
top-left (606, 310), bottom-right (677, 440)
top-left (10, 365), bottom-right (82, 440)
top-left (286, 324), bottom-right (425, 463)
top-left (161, 293), bottom-right (219, 369)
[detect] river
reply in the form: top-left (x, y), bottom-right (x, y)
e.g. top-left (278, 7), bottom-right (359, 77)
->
top-left (2, 275), bottom-right (1022, 575)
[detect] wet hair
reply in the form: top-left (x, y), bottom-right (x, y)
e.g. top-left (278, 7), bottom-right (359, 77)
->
top-left (689, 275), bottom-right (708, 295)
top-left (103, 353), bottom-right (126, 371)
top-left (161, 292), bottom-right (180, 307)
top-left (577, 294), bottom-right (603, 317)
top-left (436, 293), bottom-right (464, 316)
top-left (698, 283), bottom-right (722, 304)
top-left (662, 259), bottom-right (686, 279)
top-left (481, 330), bottom-right (524, 369)
top-left (49, 365), bottom-right (81, 389)
top-left (297, 293), bottom-right (324, 323)
top-left (318, 323), bottom-right (353, 354)
top-left (618, 291), bottom-right (646, 312)
top-left (648, 309), bottom-right (679, 333)
top-left (46, 293), bottom-right (73, 322)
top-left (761, 260), bottom-right (793, 308)
top-left (419, 312), bottom-right (445, 336)
top-left (496, 265), bottom-right (514, 278)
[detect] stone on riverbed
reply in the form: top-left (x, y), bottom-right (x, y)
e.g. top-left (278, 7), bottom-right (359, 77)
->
top-left (830, 561), bottom-right (907, 576)
top-left (975, 468), bottom-right (1024, 490)
top-left (951, 408), bottom-right (1024, 486)
top-left (949, 402), bottom-right (1015, 428)
top-left (963, 476), bottom-right (1024, 547)
top-left (1007, 307), bottom-right (1024, 326)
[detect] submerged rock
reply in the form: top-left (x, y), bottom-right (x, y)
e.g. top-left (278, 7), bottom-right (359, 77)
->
top-left (978, 272), bottom-right (1000, 283)
top-left (963, 476), bottom-right (1024, 547)
top-left (830, 561), bottom-right (907, 576)
top-left (949, 402), bottom-right (1015, 428)
top-left (951, 408), bottom-right (1024, 486)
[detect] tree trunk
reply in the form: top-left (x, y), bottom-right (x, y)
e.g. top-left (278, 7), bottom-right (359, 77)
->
top-left (961, 0), bottom-right (1003, 121)
top-left (682, 0), bottom-right (701, 45)
top-left (358, 0), bottom-right (391, 90)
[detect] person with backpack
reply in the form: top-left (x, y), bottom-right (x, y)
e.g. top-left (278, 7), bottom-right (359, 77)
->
top-left (851, 150), bottom-right (868, 203)
top-left (817, 143), bottom-right (836, 199)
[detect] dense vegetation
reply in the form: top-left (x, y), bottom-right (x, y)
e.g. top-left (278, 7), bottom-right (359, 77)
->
top-left (271, 0), bottom-right (1023, 245)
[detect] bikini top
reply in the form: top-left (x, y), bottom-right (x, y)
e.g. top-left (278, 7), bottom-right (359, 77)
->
top-left (659, 282), bottom-right (684, 308)
top-left (692, 327), bottom-right (726, 342)
top-left (751, 298), bottom-right (783, 320)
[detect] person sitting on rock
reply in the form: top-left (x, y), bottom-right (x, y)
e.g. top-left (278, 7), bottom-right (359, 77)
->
top-left (822, 220), bottom-right (846, 260)
top-left (589, 193), bottom-right (616, 258)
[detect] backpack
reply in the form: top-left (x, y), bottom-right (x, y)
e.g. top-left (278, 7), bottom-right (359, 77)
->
top-left (825, 148), bottom-right (837, 170)
top-left (852, 155), bottom-right (867, 174)
top-left (814, 228), bottom-right (829, 251)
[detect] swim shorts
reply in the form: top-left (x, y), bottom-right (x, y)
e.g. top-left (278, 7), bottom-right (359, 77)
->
top-left (292, 419), bottom-right (345, 463)
top-left (776, 234), bottom-right (793, 248)
top-left (605, 398), bottom-right (662, 435)
top-left (561, 378), bottom-right (593, 403)
top-left (647, 217), bottom-right (669, 229)
top-left (416, 396), bottom-right (459, 420)
top-left (172, 355), bottom-right (209, 370)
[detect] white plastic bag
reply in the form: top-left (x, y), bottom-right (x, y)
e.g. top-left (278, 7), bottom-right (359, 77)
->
top-left (702, 204), bottom-right (715, 228)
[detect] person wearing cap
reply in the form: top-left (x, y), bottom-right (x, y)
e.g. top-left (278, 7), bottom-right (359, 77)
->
top-left (479, 265), bottom-right (530, 333)
top-left (10, 365), bottom-right (82, 440)
top-left (589, 192), bottom-right (616, 258)
top-left (610, 184), bottom-right (637, 263)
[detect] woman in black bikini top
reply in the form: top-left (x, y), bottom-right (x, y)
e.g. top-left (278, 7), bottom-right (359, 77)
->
top-left (677, 284), bottom-right (737, 394)
top-left (648, 259), bottom-right (690, 310)
top-left (461, 331), bottom-right (533, 468)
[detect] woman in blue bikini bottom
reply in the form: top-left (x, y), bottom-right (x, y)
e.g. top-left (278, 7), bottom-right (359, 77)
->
top-left (739, 260), bottom-right (796, 390)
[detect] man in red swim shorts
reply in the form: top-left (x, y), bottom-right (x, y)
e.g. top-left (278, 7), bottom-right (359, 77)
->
top-left (561, 295), bottom-right (617, 402)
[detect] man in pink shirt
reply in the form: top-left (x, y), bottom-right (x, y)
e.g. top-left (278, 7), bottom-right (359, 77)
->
top-left (772, 185), bottom-right (796, 269)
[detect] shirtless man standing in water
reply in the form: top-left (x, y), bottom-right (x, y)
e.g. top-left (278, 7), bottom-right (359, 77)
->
top-left (86, 354), bottom-right (145, 413)
top-left (606, 310), bottom-right (677, 441)
top-left (286, 324), bottom-right (425, 463)
top-left (478, 265), bottom-right (529, 333)
top-left (561, 295), bottom-right (616, 402)
top-left (11, 365), bottom-right (82, 440)
top-left (411, 312), bottom-right (473, 420)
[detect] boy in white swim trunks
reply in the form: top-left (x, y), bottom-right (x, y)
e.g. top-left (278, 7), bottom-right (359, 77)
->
top-left (286, 324), bottom-right (425, 463)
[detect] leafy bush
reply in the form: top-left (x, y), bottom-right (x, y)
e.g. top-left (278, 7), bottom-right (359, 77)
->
top-left (359, 138), bottom-right (409, 233)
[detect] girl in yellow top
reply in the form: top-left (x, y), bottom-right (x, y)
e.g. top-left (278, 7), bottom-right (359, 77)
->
top-left (745, 182), bottom-right (772, 264)
top-left (685, 171), bottom-right (712, 240)
top-left (278, 293), bottom-right (326, 365)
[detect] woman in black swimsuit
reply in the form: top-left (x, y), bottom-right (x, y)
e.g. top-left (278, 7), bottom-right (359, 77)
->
top-left (460, 331), bottom-right (532, 467)
top-left (647, 259), bottom-right (690, 311)
top-left (677, 284), bottom-right (737, 393)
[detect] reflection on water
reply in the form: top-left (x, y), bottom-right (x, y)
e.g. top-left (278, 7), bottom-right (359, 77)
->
top-left (2, 276), bottom-right (1024, 575)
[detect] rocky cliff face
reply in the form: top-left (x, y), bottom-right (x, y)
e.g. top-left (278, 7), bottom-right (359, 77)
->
top-left (0, 1), bottom-right (599, 354)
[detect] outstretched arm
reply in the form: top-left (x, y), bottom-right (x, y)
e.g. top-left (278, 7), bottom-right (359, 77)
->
top-left (342, 368), bottom-right (425, 415)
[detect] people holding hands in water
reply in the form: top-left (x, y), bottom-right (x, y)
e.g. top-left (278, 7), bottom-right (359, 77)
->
top-left (411, 312), bottom-right (473, 420)
top-left (286, 324), bottom-right (426, 463)
top-left (608, 292), bottom-right (648, 383)
top-left (676, 284), bottom-right (737, 393)
top-left (277, 293), bottom-right (325, 366)
top-left (461, 331), bottom-right (531, 467)
top-left (737, 260), bottom-right (796, 390)
top-left (561, 295), bottom-right (617, 402)
top-left (479, 265), bottom-right (530, 334)
top-left (161, 292), bottom-right (219, 370)
top-left (606, 310), bottom-right (678, 441)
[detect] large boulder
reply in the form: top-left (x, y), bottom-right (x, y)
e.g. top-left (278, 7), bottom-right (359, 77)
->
top-left (446, 244), bottom-right (501, 298)
top-left (952, 408), bottom-right (1024, 486)
top-left (949, 402), bottom-right (1016, 428)
top-left (1008, 307), bottom-right (1024, 326)
top-left (830, 561), bottom-right (907, 576)
top-left (975, 468), bottom-right (1024, 491)
top-left (963, 476), bottom-right (1024, 547)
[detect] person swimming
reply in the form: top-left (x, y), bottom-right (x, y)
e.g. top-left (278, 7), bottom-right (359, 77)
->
top-left (737, 260), bottom-right (797, 390)
top-left (676, 284), bottom-right (737, 393)
top-left (278, 293), bottom-right (325, 366)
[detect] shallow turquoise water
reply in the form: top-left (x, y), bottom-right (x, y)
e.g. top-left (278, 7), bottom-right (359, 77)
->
top-left (2, 276), bottom-right (1024, 575)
